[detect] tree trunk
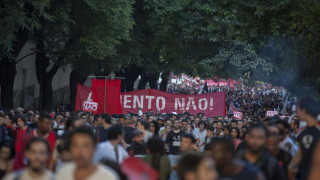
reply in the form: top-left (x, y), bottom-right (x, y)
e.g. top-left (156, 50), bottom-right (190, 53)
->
top-left (0, 59), bottom-right (16, 108)
top-left (0, 29), bottom-right (28, 109)
top-left (138, 71), bottom-right (147, 90)
top-left (147, 73), bottom-right (158, 90)
top-left (160, 71), bottom-right (169, 91)
top-left (121, 65), bottom-right (140, 92)
top-left (69, 70), bottom-right (87, 111)
top-left (35, 38), bottom-right (60, 111)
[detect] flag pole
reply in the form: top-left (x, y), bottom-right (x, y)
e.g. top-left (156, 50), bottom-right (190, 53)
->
top-left (104, 76), bottom-right (106, 113)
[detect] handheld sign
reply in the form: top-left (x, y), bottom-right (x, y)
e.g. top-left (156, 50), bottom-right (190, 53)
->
top-left (266, 111), bottom-right (278, 117)
top-left (233, 111), bottom-right (243, 120)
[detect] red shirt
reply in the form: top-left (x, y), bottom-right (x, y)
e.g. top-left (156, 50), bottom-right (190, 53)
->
top-left (32, 130), bottom-right (56, 153)
top-left (14, 128), bottom-right (29, 154)
top-left (13, 130), bottom-right (56, 171)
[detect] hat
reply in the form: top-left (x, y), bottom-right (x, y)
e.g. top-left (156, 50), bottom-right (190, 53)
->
top-left (131, 113), bottom-right (138, 117)
top-left (16, 107), bottom-right (24, 112)
top-left (56, 115), bottom-right (64, 120)
top-left (119, 114), bottom-right (126, 119)
top-left (132, 130), bottom-right (143, 137)
top-left (112, 114), bottom-right (119, 119)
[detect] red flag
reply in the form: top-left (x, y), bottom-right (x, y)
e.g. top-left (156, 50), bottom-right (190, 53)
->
top-left (75, 84), bottom-right (99, 114)
top-left (229, 102), bottom-right (237, 114)
top-left (92, 79), bottom-right (122, 115)
top-left (121, 157), bottom-right (159, 180)
top-left (105, 79), bottom-right (122, 115)
top-left (75, 84), bottom-right (91, 111)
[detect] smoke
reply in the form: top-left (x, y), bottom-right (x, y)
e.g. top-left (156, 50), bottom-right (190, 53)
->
top-left (252, 36), bottom-right (320, 99)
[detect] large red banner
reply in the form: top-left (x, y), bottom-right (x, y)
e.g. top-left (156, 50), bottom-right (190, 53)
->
top-left (76, 86), bottom-right (226, 116)
top-left (120, 89), bottom-right (226, 117)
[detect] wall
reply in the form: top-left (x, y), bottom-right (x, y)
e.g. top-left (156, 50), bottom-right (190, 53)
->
top-left (13, 42), bottom-right (75, 110)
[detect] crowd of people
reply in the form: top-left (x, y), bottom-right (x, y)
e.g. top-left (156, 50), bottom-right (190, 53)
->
top-left (0, 94), bottom-right (319, 180)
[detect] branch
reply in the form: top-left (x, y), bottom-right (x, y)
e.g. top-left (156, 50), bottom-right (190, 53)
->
top-left (16, 52), bottom-right (38, 63)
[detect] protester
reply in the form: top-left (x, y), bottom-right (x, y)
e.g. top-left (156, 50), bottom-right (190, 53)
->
top-left (121, 115), bottom-right (134, 145)
top-left (93, 124), bottom-right (128, 164)
top-left (165, 119), bottom-right (185, 155)
top-left (290, 116), bottom-right (300, 144)
top-left (165, 119), bottom-right (185, 180)
top-left (159, 119), bottom-right (172, 137)
top-left (127, 130), bottom-right (147, 157)
top-left (267, 132), bottom-right (292, 178)
top-left (199, 126), bottom-right (214, 150)
top-left (56, 126), bottom-right (119, 180)
top-left (308, 138), bottom-right (320, 180)
top-left (208, 137), bottom-right (265, 180)
top-left (160, 125), bottom-right (172, 142)
top-left (177, 153), bottom-right (218, 180)
top-left (179, 119), bottom-right (187, 134)
top-left (96, 114), bottom-right (112, 143)
top-left (180, 134), bottom-right (197, 153)
top-left (229, 127), bottom-right (242, 151)
top-left (3, 113), bottom-right (14, 139)
top-left (288, 97), bottom-right (320, 180)
top-left (130, 114), bottom-right (138, 127)
top-left (193, 121), bottom-right (207, 147)
top-left (275, 120), bottom-right (298, 156)
top-left (0, 141), bottom-right (15, 178)
top-left (215, 130), bottom-right (225, 137)
top-left (4, 138), bottom-right (53, 180)
top-left (136, 120), bottom-right (152, 143)
top-left (32, 113), bottom-right (56, 156)
top-left (150, 120), bottom-right (160, 137)
top-left (143, 137), bottom-right (171, 180)
top-left (14, 115), bottom-right (30, 155)
top-left (236, 124), bottom-right (286, 180)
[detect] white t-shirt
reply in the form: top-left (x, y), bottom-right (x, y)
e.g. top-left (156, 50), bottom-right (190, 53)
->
top-left (93, 141), bottom-right (128, 164)
top-left (56, 163), bottom-right (119, 180)
top-left (4, 169), bottom-right (53, 180)
top-left (192, 129), bottom-right (207, 144)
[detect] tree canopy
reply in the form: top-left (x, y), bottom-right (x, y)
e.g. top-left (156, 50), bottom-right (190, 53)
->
top-left (1, 0), bottom-right (320, 109)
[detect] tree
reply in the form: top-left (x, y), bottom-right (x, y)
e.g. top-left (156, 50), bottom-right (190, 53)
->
top-left (0, 0), bottom-right (53, 108)
top-left (33, 0), bottom-right (134, 110)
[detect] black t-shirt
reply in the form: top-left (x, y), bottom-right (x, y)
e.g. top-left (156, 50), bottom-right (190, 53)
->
top-left (297, 126), bottom-right (320, 180)
top-left (219, 162), bottom-right (261, 180)
top-left (127, 142), bottom-right (147, 157)
top-left (235, 141), bottom-right (247, 154)
top-left (165, 130), bottom-right (185, 155)
top-left (237, 150), bottom-right (286, 180)
top-left (275, 149), bottom-right (292, 179)
top-left (123, 126), bottom-right (134, 144)
top-left (98, 127), bottom-right (109, 143)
